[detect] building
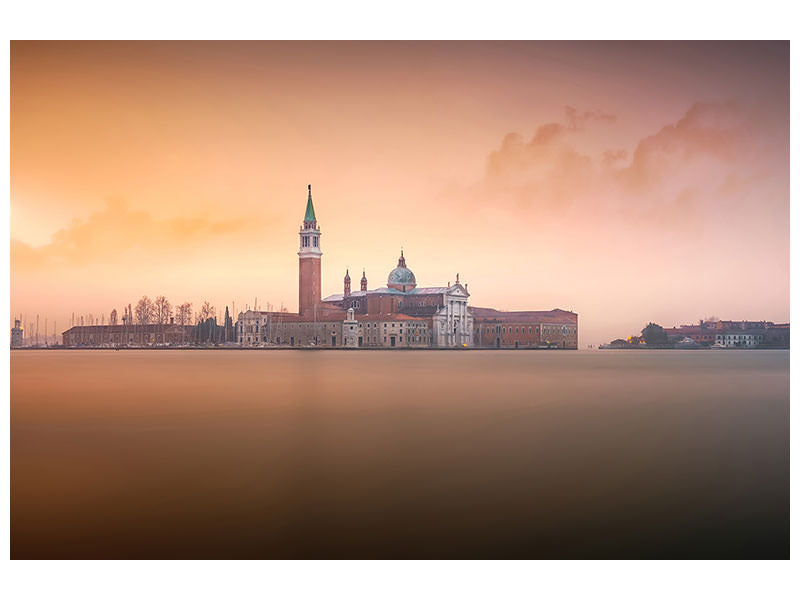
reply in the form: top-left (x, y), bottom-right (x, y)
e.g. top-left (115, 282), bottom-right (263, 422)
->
top-left (763, 323), bottom-right (789, 348)
top-left (662, 319), bottom-right (789, 348)
top-left (58, 185), bottom-right (578, 349)
top-left (11, 319), bottom-right (23, 348)
top-left (237, 185), bottom-right (576, 349)
top-left (471, 308), bottom-right (578, 349)
top-left (715, 330), bottom-right (764, 348)
top-left (662, 325), bottom-right (717, 346)
top-left (238, 184), bottom-right (472, 347)
top-left (320, 256), bottom-right (472, 348)
top-left (62, 323), bottom-right (196, 347)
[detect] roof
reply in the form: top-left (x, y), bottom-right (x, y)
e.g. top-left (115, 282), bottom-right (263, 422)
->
top-left (237, 309), bottom-right (424, 323)
top-left (356, 313), bottom-right (427, 322)
top-left (388, 266), bottom-right (416, 285)
top-left (63, 324), bottom-right (195, 334)
top-left (470, 307), bottom-right (578, 324)
top-left (323, 287), bottom-right (407, 302)
top-left (322, 286), bottom-right (452, 303)
top-left (304, 185), bottom-right (316, 222)
top-left (238, 309), bottom-right (351, 323)
top-left (718, 329), bottom-right (766, 336)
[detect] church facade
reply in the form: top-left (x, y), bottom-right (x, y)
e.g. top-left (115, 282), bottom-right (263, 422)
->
top-left (236, 186), bottom-right (577, 349)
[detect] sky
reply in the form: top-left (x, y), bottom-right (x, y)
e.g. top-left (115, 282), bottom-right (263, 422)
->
top-left (10, 41), bottom-right (789, 346)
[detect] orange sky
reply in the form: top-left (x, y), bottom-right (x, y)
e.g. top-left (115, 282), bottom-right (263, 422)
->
top-left (10, 41), bottom-right (789, 346)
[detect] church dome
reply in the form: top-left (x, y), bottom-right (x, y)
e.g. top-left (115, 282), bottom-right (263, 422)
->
top-left (387, 250), bottom-right (417, 291)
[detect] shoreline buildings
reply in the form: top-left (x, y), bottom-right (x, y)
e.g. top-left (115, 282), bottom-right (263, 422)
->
top-left (39, 185), bottom-right (578, 349)
top-left (236, 186), bottom-right (578, 349)
top-left (606, 319), bottom-right (790, 349)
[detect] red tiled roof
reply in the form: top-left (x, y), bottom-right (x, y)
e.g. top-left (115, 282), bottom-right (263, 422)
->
top-left (239, 309), bottom-right (424, 322)
top-left (470, 307), bottom-right (577, 324)
top-left (358, 313), bottom-right (427, 322)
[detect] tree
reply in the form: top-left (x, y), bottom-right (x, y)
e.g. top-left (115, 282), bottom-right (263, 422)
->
top-left (135, 296), bottom-right (154, 325)
top-left (176, 302), bottom-right (193, 326)
top-left (641, 322), bottom-right (668, 346)
top-left (198, 301), bottom-right (215, 323)
top-left (154, 295), bottom-right (172, 324)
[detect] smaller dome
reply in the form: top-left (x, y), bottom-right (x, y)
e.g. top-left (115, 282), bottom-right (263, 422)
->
top-left (387, 250), bottom-right (416, 291)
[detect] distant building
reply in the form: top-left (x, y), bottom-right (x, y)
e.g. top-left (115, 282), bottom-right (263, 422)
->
top-left (61, 185), bottom-right (579, 349)
top-left (655, 318), bottom-right (788, 348)
top-left (715, 330), bottom-right (764, 348)
top-left (11, 319), bottom-right (23, 348)
top-left (238, 185), bottom-right (476, 348)
top-left (237, 185), bottom-right (577, 348)
top-left (763, 324), bottom-right (789, 348)
top-left (62, 323), bottom-right (196, 347)
top-left (470, 308), bottom-right (578, 349)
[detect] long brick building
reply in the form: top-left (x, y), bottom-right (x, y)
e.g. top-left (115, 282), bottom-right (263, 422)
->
top-left (62, 323), bottom-right (196, 347)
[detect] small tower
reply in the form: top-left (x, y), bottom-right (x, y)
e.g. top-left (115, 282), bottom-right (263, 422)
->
top-left (11, 319), bottom-right (23, 348)
top-left (298, 184), bottom-right (322, 315)
top-left (360, 269), bottom-right (368, 291)
top-left (344, 268), bottom-right (351, 297)
top-left (343, 307), bottom-right (359, 348)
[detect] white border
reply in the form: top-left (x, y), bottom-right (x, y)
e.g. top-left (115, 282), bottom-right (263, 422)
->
top-left (3, 2), bottom-right (797, 599)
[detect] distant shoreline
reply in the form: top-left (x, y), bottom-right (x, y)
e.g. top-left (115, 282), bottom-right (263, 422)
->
top-left (598, 346), bottom-right (788, 350)
top-left (10, 346), bottom-right (579, 351)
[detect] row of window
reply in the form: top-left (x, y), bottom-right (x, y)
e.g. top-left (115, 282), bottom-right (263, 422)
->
top-left (478, 325), bottom-right (576, 335)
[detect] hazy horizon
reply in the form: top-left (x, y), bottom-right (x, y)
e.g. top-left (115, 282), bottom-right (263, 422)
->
top-left (10, 41), bottom-right (789, 346)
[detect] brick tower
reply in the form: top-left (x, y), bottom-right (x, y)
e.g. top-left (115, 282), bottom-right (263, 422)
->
top-left (298, 184), bottom-right (322, 315)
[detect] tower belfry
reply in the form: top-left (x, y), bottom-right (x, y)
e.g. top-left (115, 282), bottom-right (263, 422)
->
top-left (298, 184), bottom-right (322, 315)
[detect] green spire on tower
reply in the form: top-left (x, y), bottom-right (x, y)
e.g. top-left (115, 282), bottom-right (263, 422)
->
top-left (304, 184), bottom-right (317, 223)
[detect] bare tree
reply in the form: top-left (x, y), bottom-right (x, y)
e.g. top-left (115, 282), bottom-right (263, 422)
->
top-left (135, 296), bottom-right (154, 325)
top-left (176, 303), bottom-right (193, 326)
top-left (154, 296), bottom-right (172, 324)
top-left (198, 301), bottom-right (215, 323)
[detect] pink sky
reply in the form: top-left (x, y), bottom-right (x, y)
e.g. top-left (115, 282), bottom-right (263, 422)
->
top-left (10, 41), bottom-right (789, 346)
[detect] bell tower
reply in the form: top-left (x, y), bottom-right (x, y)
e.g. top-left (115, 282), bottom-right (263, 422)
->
top-left (298, 184), bottom-right (322, 315)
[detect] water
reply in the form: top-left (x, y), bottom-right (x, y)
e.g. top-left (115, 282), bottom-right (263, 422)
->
top-left (10, 349), bottom-right (789, 559)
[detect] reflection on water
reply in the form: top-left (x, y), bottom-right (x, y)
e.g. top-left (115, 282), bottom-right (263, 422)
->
top-left (11, 349), bottom-right (788, 558)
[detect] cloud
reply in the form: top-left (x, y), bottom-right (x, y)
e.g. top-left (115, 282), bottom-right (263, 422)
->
top-left (12, 198), bottom-right (250, 270)
top-left (475, 101), bottom-right (785, 229)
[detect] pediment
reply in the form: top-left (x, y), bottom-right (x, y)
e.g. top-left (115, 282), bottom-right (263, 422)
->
top-left (447, 283), bottom-right (469, 297)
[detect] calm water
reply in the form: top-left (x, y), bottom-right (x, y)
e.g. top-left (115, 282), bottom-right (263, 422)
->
top-left (11, 349), bottom-right (789, 559)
